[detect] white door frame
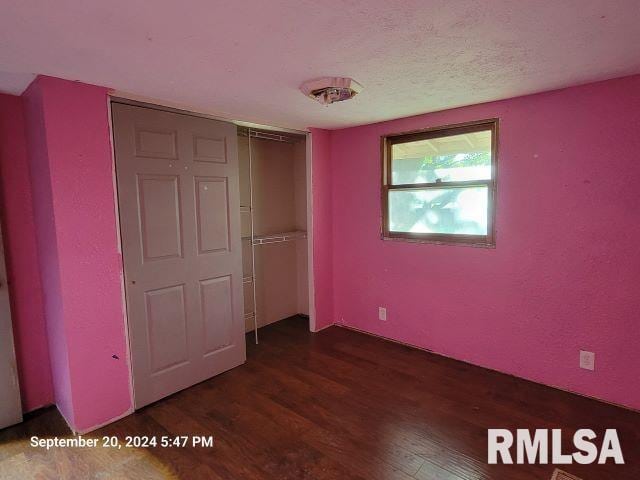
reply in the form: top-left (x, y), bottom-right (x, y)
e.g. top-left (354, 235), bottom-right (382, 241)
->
top-left (305, 132), bottom-right (316, 332)
top-left (0, 221), bottom-right (22, 429)
top-left (106, 96), bottom-right (317, 406)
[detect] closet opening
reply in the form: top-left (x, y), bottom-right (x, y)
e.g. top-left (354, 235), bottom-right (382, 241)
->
top-left (238, 127), bottom-right (311, 343)
top-left (109, 97), bottom-right (315, 407)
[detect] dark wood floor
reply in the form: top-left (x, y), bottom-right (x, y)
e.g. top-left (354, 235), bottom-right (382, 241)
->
top-left (1, 316), bottom-right (639, 479)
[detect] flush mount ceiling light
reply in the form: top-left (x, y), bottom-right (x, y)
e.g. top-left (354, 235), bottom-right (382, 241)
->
top-left (300, 77), bottom-right (363, 105)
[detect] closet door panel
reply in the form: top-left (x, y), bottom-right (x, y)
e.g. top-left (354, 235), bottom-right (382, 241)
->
top-left (185, 115), bottom-right (245, 384)
top-left (200, 275), bottom-right (234, 353)
top-left (145, 284), bottom-right (189, 373)
top-left (113, 103), bottom-right (245, 409)
top-left (195, 176), bottom-right (230, 254)
top-left (137, 174), bottom-right (183, 261)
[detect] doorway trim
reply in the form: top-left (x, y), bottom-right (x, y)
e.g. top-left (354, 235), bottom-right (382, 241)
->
top-left (0, 220), bottom-right (22, 429)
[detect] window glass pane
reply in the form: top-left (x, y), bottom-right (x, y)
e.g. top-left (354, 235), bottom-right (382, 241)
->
top-left (389, 186), bottom-right (488, 235)
top-left (391, 129), bottom-right (491, 185)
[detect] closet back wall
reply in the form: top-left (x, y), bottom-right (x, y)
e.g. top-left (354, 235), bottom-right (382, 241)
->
top-left (328, 74), bottom-right (640, 411)
top-left (250, 136), bottom-right (308, 328)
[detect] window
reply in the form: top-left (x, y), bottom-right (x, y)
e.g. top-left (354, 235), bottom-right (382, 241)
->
top-left (381, 119), bottom-right (497, 246)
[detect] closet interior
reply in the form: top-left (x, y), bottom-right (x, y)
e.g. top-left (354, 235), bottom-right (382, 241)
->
top-left (238, 128), bottom-right (309, 342)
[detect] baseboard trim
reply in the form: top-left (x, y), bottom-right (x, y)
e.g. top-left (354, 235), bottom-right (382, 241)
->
top-left (311, 321), bottom-right (334, 333)
top-left (19, 398), bottom-right (135, 435)
top-left (336, 324), bottom-right (639, 414)
top-left (53, 405), bottom-right (76, 433)
top-left (23, 401), bottom-right (54, 415)
top-left (71, 407), bottom-right (135, 435)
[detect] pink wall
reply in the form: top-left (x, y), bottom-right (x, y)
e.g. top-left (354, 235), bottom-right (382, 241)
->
top-left (0, 93), bottom-right (54, 412)
top-left (22, 76), bottom-right (132, 431)
top-left (310, 128), bottom-right (334, 331)
top-left (327, 75), bottom-right (640, 410)
top-left (23, 78), bottom-right (76, 425)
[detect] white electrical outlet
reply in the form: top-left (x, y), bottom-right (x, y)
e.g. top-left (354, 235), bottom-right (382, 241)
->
top-left (579, 350), bottom-right (595, 371)
top-left (378, 307), bottom-right (387, 321)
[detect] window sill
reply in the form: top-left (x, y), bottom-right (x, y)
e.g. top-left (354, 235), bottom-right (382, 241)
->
top-left (381, 234), bottom-right (495, 248)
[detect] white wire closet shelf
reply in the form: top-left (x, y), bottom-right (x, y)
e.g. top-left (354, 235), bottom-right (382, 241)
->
top-left (252, 230), bottom-right (307, 245)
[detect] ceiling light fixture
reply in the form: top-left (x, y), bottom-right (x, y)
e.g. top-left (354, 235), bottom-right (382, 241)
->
top-left (300, 77), bottom-right (363, 105)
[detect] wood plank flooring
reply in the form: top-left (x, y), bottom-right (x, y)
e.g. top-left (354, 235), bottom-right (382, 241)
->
top-left (1, 316), bottom-right (638, 479)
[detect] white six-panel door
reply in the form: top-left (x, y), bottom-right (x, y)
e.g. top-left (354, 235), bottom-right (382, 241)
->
top-left (111, 103), bottom-right (245, 408)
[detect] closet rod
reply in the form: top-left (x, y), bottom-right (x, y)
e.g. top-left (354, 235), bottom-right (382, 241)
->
top-left (252, 231), bottom-right (307, 245)
top-left (249, 130), bottom-right (297, 143)
top-left (248, 128), bottom-right (259, 345)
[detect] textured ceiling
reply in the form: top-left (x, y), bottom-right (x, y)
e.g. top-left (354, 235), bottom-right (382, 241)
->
top-left (1, 0), bottom-right (640, 130)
